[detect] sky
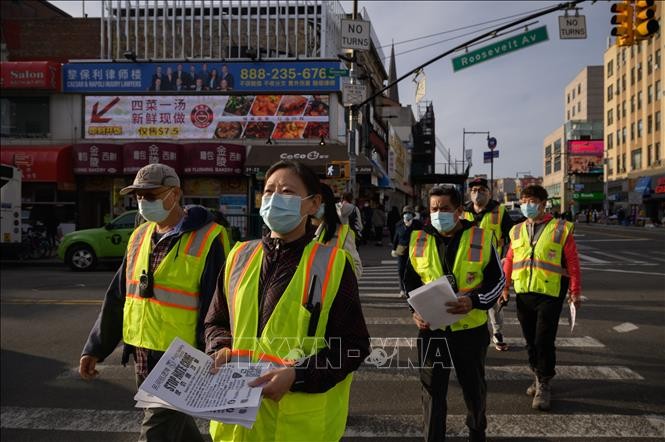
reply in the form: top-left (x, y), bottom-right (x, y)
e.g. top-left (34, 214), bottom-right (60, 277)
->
top-left (50, 0), bottom-right (613, 179)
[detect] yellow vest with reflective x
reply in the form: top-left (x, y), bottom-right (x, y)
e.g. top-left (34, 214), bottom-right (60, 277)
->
top-left (210, 240), bottom-right (352, 442)
top-left (509, 218), bottom-right (573, 297)
top-left (316, 223), bottom-right (355, 271)
top-left (408, 227), bottom-right (492, 332)
top-left (123, 221), bottom-right (224, 350)
top-left (463, 205), bottom-right (505, 255)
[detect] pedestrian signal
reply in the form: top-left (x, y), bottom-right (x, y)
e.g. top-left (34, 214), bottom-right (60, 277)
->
top-left (634, 0), bottom-right (659, 41)
top-left (610, 0), bottom-right (634, 47)
top-left (326, 163), bottom-right (341, 178)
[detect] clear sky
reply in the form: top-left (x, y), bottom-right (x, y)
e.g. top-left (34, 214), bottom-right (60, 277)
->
top-left (50, 0), bottom-right (612, 179)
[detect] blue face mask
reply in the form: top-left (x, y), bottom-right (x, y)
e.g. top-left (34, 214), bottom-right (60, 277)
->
top-left (138, 190), bottom-right (173, 223)
top-left (521, 202), bottom-right (540, 219)
top-left (260, 193), bottom-right (311, 234)
top-left (430, 211), bottom-right (457, 233)
top-left (403, 213), bottom-right (414, 223)
top-left (314, 203), bottom-right (325, 220)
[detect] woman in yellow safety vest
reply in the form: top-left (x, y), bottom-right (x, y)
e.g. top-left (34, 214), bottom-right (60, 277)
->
top-left (204, 160), bottom-right (370, 442)
top-left (311, 182), bottom-right (363, 277)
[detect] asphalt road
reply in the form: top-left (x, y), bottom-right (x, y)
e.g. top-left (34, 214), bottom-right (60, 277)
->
top-left (1, 223), bottom-right (664, 441)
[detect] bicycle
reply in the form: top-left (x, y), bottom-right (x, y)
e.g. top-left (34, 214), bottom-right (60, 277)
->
top-left (17, 226), bottom-right (51, 260)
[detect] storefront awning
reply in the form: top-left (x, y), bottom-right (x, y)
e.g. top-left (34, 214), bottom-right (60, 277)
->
top-left (634, 177), bottom-right (652, 196)
top-left (244, 144), bottom-right (348, 175)
top-left (0, 145), bottom-right (73, 184)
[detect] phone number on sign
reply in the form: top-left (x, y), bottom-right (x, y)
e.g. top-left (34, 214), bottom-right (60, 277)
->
top-left (240, 67), bottom-right (330, 81)
top-left (137, 126), bottom-right (181, 137)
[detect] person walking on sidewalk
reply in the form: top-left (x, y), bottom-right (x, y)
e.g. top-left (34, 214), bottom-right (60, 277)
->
top-left (501, 184), bottom-right (582, 412)
top-left (372, 203), bottom-right (386, 246)
top-left (337, 192), bottom-right (364, 244)
top-left (392, 205), bottom-right (422, 297)
top-left (463, 177), bottom-right (515, 351)
top-left (78, 164), bottom-right (230, 441)
top-left (403, 186), bottom-right (505, 442)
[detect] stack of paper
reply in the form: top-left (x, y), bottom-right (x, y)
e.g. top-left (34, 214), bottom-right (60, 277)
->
top-left (407, 275), bottom-right (465, 330)
top-left (134, 337), bottom-right (271, 429)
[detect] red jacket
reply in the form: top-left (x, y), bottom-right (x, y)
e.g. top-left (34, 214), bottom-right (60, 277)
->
top-left (503, 214), bottom-right (581, 297)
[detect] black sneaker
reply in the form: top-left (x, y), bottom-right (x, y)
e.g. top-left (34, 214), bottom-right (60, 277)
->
top-left (492, 333), bottom-right (508, 351)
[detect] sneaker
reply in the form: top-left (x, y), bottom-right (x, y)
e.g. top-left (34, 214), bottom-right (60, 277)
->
top-left (399, 290), bottom-right (407, 299)
top-left (492, 333), bottom-right (508, 351)
top-left (532, 377), bottom-right (552, 411)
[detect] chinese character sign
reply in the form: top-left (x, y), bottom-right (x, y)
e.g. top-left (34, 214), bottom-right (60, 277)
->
top-left (73, 144), bottom-right (122, 174)
top-left (182, 143), bottom-right (245, 175)
top-left (123, 143), bottom-right (181, 174)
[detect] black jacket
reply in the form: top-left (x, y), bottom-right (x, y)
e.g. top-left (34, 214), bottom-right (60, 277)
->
top-left (81, 205), bottom-right (226, 364)
top-left (463, 199), bottom-right (515, 244)
top-left (393, 218), bottom-right (423, 250)
top-left (403, 220), bottom-right (504, 311)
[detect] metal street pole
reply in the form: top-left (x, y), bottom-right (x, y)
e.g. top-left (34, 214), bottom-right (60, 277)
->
top-left (347, 0), bottom-right (359, 199)
top-left (462, 129), bottom-right (490, 194)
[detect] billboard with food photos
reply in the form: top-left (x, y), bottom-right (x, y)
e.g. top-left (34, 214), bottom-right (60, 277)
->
top-left (567, 140), bottom-right (604, 174)
top-left (84, 95), bottom-right (329, 140)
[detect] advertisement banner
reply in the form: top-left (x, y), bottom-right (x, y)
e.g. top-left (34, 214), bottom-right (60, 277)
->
top-left (567, 139), bottom-right (603, 155)
top-left (567, 140), bottom-right (603, 174)
top-left (182, 143), bottom-right (245, 175)
top-left (63, 61), bottom-right (341, 93)
top-left (123, 143), bottom-right (181, 174)
top-left (84, 95), bottom-right (329, 140)
top-left (73, 143), bottom-right (123, 174)
top-left (1, 61), bottom-right (61, 90)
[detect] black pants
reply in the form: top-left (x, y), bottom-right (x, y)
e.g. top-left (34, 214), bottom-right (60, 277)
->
top-left (397, 254), bottom-right (407, 292)
top-left (516, 292), bottom-right (565, 378)
top-left (418, 325), bottom-right (489, 442)
top-left (136, 371), bottom-right (204, 442)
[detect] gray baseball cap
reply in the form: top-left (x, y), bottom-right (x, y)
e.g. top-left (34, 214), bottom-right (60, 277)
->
top-left (120, 163), bottom-right (180, 195)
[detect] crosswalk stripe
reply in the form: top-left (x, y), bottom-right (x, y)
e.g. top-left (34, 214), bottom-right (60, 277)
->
top-left (381, 260), bottom-right (398, 265)
top-left (364, 336), bottom-right (603, 348)
top-left (581, 266), bottom-right (665, 276)
top-left (359, 293), bottom-right (403, 299)
top-left (362, 302), bottom-right (404, 309)
top-left (590, 250), bottom-right (650, 264)
top-left (365, 317), bottom-right (573, 326)
top-left (2, 407), bottom-right (662, 438)
top-left (578, 253), bottom-right (610, 264)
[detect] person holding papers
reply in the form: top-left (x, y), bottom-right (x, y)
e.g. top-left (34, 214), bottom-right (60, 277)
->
top-left (403, 186), bottom-right (504, 442)
top-left (204, 160), bottom-right (370, 442)
top-left (501, 185), bottom-right (581, 412)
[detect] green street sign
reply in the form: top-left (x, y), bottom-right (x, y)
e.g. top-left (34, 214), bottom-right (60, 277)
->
top-left (326, 68), bottom-right (350, 77)
top-left (452, 26), bottom-right (549, 72)
top-left (573, 192), bottom-right (604, 201)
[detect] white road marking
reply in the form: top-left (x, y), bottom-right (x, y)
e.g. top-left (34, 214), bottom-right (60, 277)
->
top-left (363, 336), bottom-right (603, 348)
top-left (359, 293), bottom-right (403, 299)
top-left (575, 238), bottom-right (650, 242)
top-left (578, 253), bottom-right (610, 264)
top-left (362, 302), bottom-right (405, 309)
top-left (364, 317), bottom-right (573, 326)
top-left (381, 260), bottom-right (398, 265)
top-left (581, 266), bottom-right (665, 276)
top-left (2, 407), bottom-right (662, 438)
top-left (590, 250), bottom-right (650, 264)
top-left (613, 322), bottom-right (639, 333)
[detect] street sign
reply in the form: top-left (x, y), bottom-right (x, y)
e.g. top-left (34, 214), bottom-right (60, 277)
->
top-left (326, 68), bottom-right (350, 77)
top-left (342, 82), bottom-right (366, 106)
top-left (487, 137), bottom-right (497, 150)
top-left (558, 15), bottom-right (587, 39)
top-left (452, 26), bottom-right (549, 72)
top-left (465, 149), bottom-right (473, 165)
top-left (326, 163), bottom-right (341, 178)
top-left (341, 19), bottom-right (371, 51)
top-left (483, 150), bottom-right (499, 163)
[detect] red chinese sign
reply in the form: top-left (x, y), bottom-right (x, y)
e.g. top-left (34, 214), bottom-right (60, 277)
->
top-left (182, 144), bottom-right (245, 175)
top-left (0, 62), bottom-right (61, 90)
top-left (655, 177), bottom-right (665, 194)
top-left (73, 144), bottom-right (122, 174)
top-left (122, 143), bottom-right (181, 174)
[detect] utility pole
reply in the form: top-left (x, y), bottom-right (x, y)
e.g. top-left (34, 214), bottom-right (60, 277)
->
top-left (347, 0), bottom-right (359, 198)
top-left (462, 129), bottom-right (490, 195)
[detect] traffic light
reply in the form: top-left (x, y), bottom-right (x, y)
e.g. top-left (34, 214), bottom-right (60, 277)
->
top-left (611, 0), bottom-right (634, 47)
top-left (326, 163), bottom-right (341, 178)
top-left (634, 0), bottom-right (659, 41)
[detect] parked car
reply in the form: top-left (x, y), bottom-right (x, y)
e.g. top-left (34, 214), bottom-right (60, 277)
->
top-left (57, 211), bottom-right (138, 271)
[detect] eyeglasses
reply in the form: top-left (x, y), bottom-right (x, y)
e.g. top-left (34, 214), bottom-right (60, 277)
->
top-left (135, 188), bottom-right (172, 202)
top-left (470, 187), bottom-right (488, 193)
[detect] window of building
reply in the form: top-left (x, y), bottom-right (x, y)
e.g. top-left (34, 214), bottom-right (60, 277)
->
top-left (648, 55), bottom-right (653, 75)
top-left (578, 84), bottom-right (581, 95)
top-left (656, 111), bottom-right (661, 131)
top-left (572, 107), bottom-right (576, 117)
top-left (545, 159), bottom-right (552, 175)
top-left (637, 62), bottom-right (642, 82)
top-left (656, 142), bottom-right (661, 162)
top-left (607, 84), bottom-right (613, 101)
top-left (567, 110), bottom-right (571, 120)
top-left (656, 80), bottom-right (661, 100)
top-left (622, 74), bottom-right (626, 91)
top-left (637, 119), bottom-right (643, 138)
top-left (648, 85), bottom-right (653, 104)
top-left (656, 49), bottom-right (661, 69)
top-left (554, 156), bottom-right (561, 172)
top-left (622, 127), bottom-right (627, 143)
top-left (607, 133), bottom-right (614, 150)
top-left (637, 91), bottom-right (642, 110)
top-left (630, 95), bottom-right (635, 112)
top-left (631, 149), bottom-right (642, 170)
top-left (567, 93), bottom-right (570, 104)
top-left (616, 130), bottom-right (621, 146)
top-left (648, 114), bottom-right (653, 133)
top-left (622, 153), bottom-right (626, 171)
top-left (572, 88), bottom-right (576, 99)
top-left (622, 100), bottom-right (626, 118)
top-left (630, 67), bottom-right (635, 85)
top-left (631, 122), bottom-right (635, 140)
top-left (577, 102), bottom-right (581, 113)
top-left (553, 139), bottom-right (562, 154)
top-left (616, 155), bottom-right (621, 172)
top-left (545, 145), bottom-right (552, 157)
top-left (621, 50), bottom-right (626, 65)
top-left (0, 97), bottom-right (50, 138)
top-left (607, 108), bottom-right (614, 125)
top-left (617, 105), bottom-right (621, 121)
top-left (648, 144), bottom-right (652, 166)
top-left (607, 59), bottom-right (614, 77)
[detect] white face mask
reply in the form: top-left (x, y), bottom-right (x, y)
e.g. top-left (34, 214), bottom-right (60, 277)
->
top-left (138, 190), bottom-right (174, 223)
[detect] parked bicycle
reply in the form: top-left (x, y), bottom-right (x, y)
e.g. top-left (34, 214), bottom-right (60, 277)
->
top-left (17, 225), bottom-right (52, 260)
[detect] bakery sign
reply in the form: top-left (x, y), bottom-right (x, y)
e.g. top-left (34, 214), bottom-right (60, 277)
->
top-left (84, 95), bottom-right (329, 140)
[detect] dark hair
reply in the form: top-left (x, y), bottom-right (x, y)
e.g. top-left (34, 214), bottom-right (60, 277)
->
top-left (342, 192), bottom-right (353, 203)
top-left (428, 185), bottom-right (462, 208)
top-left (265, 160), bottom-right (321, 197)
top-left (521, 184), bottom-right (548, 202)
top-left (319, 183), bottom-right (341, 243)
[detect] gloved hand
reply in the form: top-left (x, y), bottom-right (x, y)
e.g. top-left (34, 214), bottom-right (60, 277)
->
top-left (391, 250), bottom-right (398, 258)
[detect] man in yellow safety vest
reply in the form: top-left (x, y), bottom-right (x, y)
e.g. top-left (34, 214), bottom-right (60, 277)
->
top-left (403, 186), bottom-right (505, 442)
top-left (79, 163), bottom-right (230, 441)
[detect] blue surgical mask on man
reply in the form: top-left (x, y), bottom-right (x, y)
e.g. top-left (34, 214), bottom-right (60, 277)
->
top-left (430, 211), bottom-right (457, 233)
top-left (138, 190), bottom-right (173, 223)
top-left (403, 213), bottom-right (414, 223)
top-left (521, 202), bottom-right (540, 219)
top-left (260, 193), bottom-right (312, 234)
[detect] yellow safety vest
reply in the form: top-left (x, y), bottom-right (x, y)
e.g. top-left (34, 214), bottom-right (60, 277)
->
top-left (463, 204), bottom-right (505, 255)
top-left (123, 221), bottom-right (224, 351)
top-left (408, 227), bottom-right (492, 332)
top-left (509, 218), bottom-right (573, 297)
top-left (210, 240), bottom-right (352, 442)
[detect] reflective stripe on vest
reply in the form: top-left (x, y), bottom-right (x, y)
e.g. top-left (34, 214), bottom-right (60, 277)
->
top-left (413, 230), bottom-right (427, 258)
top-left (225, 240), bottom-right (262, 335)
top-left (126, 281), bottom-right (198, 310)
top-left (467, 227), bottom-right (484, 262)
top-left (184, 222), bottom-right (222, 257)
